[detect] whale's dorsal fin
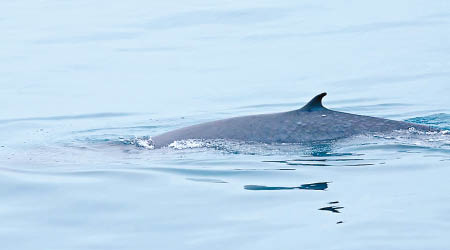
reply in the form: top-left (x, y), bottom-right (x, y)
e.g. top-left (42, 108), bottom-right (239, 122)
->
top-left (299, 92), bottom-right (327, 112)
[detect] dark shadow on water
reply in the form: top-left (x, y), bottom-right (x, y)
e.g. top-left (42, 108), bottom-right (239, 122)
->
top-left (310, 152), bottom-right (363, 157)
top-left (260, 144), bottom-right (387, 167)
top-left (319, 206), bottom-right (344, 213)
top-left (244, 182), bottom-right (329, 191)
top-left (291, 158), bottom-right (365, 162)
top-left (287, 162), bottom-right (374, 167)
top-left (262, 157), bottom-right (367, 164)
top-left (263, 155), bottom-right (376, 167)
top-left (319, 201), bottom-right (344, 213)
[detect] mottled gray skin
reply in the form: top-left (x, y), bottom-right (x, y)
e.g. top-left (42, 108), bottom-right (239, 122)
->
top-left (151, 93), bottom-right (438, 148)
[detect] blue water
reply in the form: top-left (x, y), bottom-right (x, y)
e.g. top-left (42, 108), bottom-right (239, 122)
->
top-left (1, 1), bottom-right (450, 249)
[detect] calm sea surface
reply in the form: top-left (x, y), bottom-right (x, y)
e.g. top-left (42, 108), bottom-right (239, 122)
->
top-left (1, 1), bottom-right (450, 249)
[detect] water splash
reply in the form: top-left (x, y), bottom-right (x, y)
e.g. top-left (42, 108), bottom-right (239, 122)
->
top-left (168, 139), bottom-right (206, 149)
top-left (119, 136), bottom-right (154, 149)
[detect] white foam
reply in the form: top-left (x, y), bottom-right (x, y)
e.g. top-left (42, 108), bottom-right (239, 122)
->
top-left (168, 139), bottom-right (205, 149)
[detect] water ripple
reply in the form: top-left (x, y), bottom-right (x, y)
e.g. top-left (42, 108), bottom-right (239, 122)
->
top-left (0, 113), bottom-right (137, 124)
top-left (244, 182), bottom-right (329, 191)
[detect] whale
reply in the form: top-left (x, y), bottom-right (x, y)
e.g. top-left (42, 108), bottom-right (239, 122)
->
top-left (151, 92), bottom-right (438, 148)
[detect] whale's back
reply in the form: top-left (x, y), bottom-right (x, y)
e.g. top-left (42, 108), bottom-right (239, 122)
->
top-left (151, 108), bottom-right (436, 148)
top-left (151, 93), bottom-right (438, 148)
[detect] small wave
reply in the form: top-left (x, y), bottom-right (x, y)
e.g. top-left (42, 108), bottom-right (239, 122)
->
top-left (0, 112), bottom-right (136, 124)
top-left (75, 125), bottom-right (160, 134)
top-left (405, 113), bottom-right (450, 129)
top-left (369, 128), bottom-right (450, 149)
top-left (186, 178), bottom-right (228, 183)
